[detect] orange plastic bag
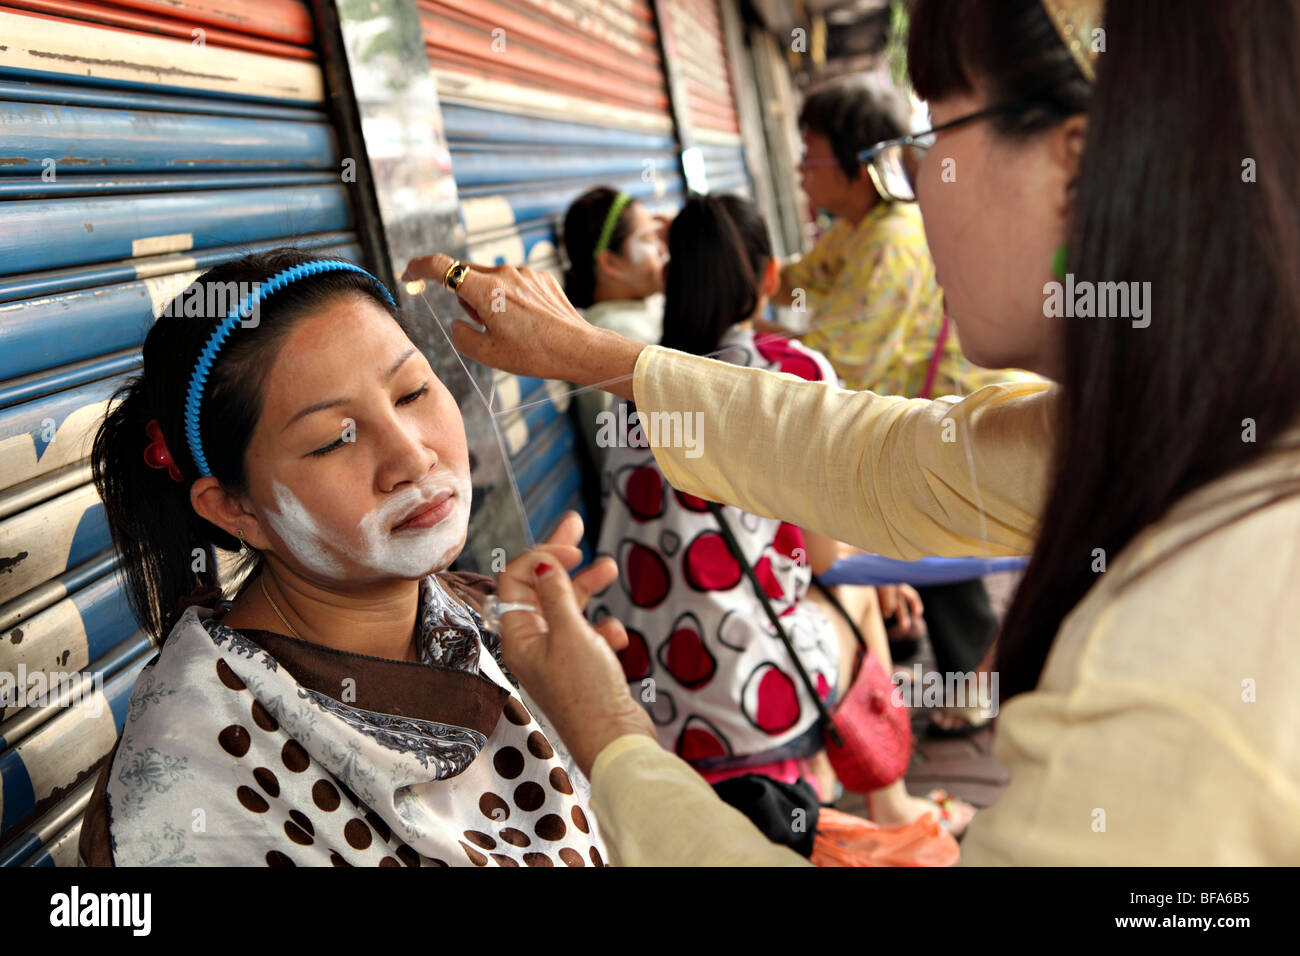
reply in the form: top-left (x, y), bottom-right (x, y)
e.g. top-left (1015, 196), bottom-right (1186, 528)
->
top-left (810, 807), bottom-right (960, 867)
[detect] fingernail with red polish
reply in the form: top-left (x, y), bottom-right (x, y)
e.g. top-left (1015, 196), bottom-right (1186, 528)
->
top-left (533, 562), bottom-right (554, 579)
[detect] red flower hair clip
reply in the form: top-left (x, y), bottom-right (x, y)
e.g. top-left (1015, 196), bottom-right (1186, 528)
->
top-left (143, 419), bottom-right (185, 482)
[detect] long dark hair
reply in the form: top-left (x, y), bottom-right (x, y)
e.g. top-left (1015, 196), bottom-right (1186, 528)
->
top-left (562, 186), bottom-right (637, 308)
top-left (91, 247), bottom-right (408, 643)
top-left (909, 0), bottom-right (1300, 699)
top-left (660, 192), bottom-right (772, 356)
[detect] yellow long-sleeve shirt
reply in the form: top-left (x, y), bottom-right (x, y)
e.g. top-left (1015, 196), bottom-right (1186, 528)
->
top-left (588, 344), bottom-right (1300, 866)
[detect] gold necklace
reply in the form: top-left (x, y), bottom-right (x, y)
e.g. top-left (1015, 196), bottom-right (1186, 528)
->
top-left (259, 572), bottom-right (304, 640)
top-left (258, 570), bottom-right (425, 663)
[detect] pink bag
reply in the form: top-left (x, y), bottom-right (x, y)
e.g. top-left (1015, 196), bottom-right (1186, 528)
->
top-left (820, 642), bottom-right (913, 793)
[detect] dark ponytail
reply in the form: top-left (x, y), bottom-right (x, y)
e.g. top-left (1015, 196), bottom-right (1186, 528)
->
top-left (660, 192), bottom-right (773, 357)
top-left (562, 186), bottom-right (636, 308)
top-left (91, 247), bottom-right (408, 642)
top-left (94, 377), bottom-right (213, 643)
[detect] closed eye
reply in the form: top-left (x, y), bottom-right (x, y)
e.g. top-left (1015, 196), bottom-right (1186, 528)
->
top-left (309, 437), bottom-right (345, 457)
top-left (399, 384), bottom-right (428, 405)
top-left (307, 384), bottom-right (428, 457)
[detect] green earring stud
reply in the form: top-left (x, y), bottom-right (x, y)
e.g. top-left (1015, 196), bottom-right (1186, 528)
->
top-left (1052, 245), bottom-right (1069, 282)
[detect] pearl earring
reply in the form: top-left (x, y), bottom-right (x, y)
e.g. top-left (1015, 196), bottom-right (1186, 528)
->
top-left (237, 528), bottom-right (248, 556)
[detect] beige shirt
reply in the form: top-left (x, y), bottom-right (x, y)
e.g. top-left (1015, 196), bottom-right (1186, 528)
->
top-left (588, 344), bottom-right (1300, 865)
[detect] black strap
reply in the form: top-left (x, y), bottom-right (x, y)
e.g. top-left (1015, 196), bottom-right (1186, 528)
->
top-left (706, 502), bottom-right (844, 745)
top-left (808, 575), bottom-right (869, 653)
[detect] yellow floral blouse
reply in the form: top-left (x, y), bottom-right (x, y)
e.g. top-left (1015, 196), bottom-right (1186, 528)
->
top-left (783, 202), bottom-right (1034, 396)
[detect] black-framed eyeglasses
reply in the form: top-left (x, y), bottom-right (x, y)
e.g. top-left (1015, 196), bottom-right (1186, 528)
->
top-left (856, 100), bottom-right (1037, 203)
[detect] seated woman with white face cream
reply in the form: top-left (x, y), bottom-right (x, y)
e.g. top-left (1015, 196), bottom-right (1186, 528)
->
top-left (561, 187), bottom-right (669, 471)
top-left (78, 248), bottom-right (615, 867)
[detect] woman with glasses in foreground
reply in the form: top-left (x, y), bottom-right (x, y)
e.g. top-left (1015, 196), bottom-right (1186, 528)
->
top-left (403, 0), bottom-right (1300, 865)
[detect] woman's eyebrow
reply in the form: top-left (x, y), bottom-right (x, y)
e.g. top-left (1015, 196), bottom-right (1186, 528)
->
top-left (384, 348), bottom-right (417, 380)
top-left (282, 348), bottom-right (418, 431)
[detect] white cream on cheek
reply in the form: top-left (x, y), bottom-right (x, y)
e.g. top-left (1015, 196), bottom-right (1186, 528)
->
top-left (262, 479), bottom-right (347, 578)
top-left (263, 473), bottom-right (472, 581)
top-left (624, 235), bottom-right (661, 267)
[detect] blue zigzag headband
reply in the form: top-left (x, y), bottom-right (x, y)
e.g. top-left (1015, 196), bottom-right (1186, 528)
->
top-left (182, 259), bottom-right (397, 477)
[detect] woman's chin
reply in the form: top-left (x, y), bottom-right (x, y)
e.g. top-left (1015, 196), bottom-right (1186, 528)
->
top-left (424, 557), bottom-right (456, 578)
top-left (944, 320), bottom-right (1001, 371)
top-left (426, 534), bottom-right (469, 577)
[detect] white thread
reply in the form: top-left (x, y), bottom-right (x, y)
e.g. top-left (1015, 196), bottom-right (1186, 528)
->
top-left (419, 289), bottom-right (538, 549)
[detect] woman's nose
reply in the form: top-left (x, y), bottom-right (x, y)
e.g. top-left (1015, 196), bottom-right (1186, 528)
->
top-left (377, 417), bottom-right (437, 490)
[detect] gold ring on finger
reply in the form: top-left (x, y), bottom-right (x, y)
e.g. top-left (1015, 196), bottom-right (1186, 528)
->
top-left (443, 260), bottom-right (471, 293)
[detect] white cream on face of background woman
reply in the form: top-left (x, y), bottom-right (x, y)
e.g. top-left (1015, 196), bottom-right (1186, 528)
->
top-left (624, 232), bottom-right (665, 267)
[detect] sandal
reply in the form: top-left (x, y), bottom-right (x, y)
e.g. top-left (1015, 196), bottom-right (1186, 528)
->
top-left (925, 788), bottom-right (976, 839)
top-left (927, 704), bottom-right (991, 739)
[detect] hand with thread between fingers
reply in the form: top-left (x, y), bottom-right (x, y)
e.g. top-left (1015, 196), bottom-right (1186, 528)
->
top-left (496, 509), bottom-right (617, 613)
top-left (401, 253), bottom-right (645, 399)
top-left (483, 516), bottom-right (602, 630)
top-left (490, 510), bottom-right (621, 642)
top-left (493, 512), bottom-right (654, 778)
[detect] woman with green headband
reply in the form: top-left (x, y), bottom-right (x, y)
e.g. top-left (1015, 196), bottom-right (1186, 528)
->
top-left (405, 0), bottom-right (1300, 865)
top-left (562, 188), bottom-right (669, 471)
top-left (562, 186), bottom-right (668, 332)
top-left (81, 247), bottom-right (616, 866)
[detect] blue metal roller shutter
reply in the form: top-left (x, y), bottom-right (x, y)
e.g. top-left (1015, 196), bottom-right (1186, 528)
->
top-left (0, 2), bottom-right (373, 867)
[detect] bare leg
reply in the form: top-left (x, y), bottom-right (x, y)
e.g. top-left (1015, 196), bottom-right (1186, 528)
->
top-left (805, 581), bottom-right (975, 833)
top-left (802, 582), bottom-right (879, 698)
top-left (932, 626), bottom-right (999, 732)
top-left (803, 750), bottom-right (836, 803)
top-left (800, 584), bottom-right (878, 800)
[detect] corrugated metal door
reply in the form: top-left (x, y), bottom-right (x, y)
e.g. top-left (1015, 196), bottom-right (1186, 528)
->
top-left (0, 0), bottom-right (368, 866)
top-left (420, 0), bottom-right (685, 550)
top-left (658, 0), bottom-right (754, 195)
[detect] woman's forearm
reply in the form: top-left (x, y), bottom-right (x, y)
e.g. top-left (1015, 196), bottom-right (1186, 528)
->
top-left (800, 527), bottom-right (844, 576)
top-left (575, 327), bottom-right (647, 402)
top-left (399, 255), bottom-right (1053, 559)
top-left (631, 344), bottom-right (1057, 560)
